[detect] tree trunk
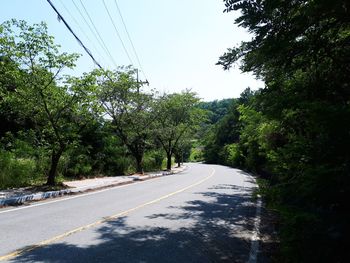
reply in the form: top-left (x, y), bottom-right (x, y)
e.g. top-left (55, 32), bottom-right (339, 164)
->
top-left (46, 148), bottom-right (63, 186)
top-left (174, 152), bottom-right (181, 168)
top-left (135, 155), bottom-right (144, 174)
top-left (166, 153), bottom-right (172, 170)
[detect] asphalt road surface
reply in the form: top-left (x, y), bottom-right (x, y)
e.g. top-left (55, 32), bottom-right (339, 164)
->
top-left (0, 163), bottom-right (259, 263)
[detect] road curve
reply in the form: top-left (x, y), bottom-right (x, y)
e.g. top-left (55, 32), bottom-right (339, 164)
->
top-left (0, 163), bottom-right (258, 263)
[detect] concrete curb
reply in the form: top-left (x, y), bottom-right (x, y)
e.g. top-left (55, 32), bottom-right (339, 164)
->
top-left (0, 166), bottom-right (187, 206)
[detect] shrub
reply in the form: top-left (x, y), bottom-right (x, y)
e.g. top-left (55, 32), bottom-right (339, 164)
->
top-left (222, 143), bottom-right (243, 167)
top-left (59, 144), bottom-right (92, 178)
top-left (143, 150), bottom-right (165, 172)
top-left (189, 147), bottom-right (204, 162)
top-left (0, 150), bottom-right (37, 188)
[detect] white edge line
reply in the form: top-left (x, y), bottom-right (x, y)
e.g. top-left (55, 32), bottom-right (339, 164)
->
top-left (0, 166), bottom-right (213, 261)
top-left (0, 169), bottom-right (189, 215)
top-left (248, 193), bottom-right (262, 263)
top-left (0, 183), bottom-right (137, 214)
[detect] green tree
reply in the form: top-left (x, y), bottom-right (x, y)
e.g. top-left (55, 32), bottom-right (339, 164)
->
top-left (154, 91), bottom-right (204, 170)
top-left (197, 98), bottom-right (233, 124)
top-left (0, 20), bottom-right (95, 185)
top-left (218, 1), bottom-right (350, 261)
top-left (173, 131), bottom-right (192, 167)
top-left (94, 68), bottom-right (155, 174)
top-left (203, 97), bottom-right (242, 164)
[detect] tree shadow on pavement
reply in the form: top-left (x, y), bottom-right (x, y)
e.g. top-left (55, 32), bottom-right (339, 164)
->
top-left (11, 184), bottom-right (258, 263)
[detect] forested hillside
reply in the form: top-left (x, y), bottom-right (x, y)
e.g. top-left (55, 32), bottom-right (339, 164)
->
top-left (198, 98), bottom-right (233, 124)
top-left (202, 0), bottom-right (349, 262)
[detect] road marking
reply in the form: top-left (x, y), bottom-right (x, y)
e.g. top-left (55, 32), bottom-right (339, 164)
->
top-left (248, 193), bottom-right (262, 263)
top-left (0, 181), bottom-right (144, 215)
top-left (0, 166), bottom-right (191, 215)
top-left (0, 167), bottom-right (215, 261)
top-left (241, 171), bottom-right (262, 263)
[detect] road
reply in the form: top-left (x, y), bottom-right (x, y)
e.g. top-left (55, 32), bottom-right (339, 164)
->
top-left (0, 163), bottom-right (259, 263)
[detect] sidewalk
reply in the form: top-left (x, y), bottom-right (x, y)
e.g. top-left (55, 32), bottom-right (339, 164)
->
top-left (0, 165), bottom-right (187, 206)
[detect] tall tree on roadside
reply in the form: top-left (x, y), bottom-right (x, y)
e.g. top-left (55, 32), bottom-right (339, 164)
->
top-left (0, 20), bottom-right (95, 185)
top-left (173, 132), bottom-right (192, 168)
top-left (217, 1), bottom-right (350, 261)
top-left (154, 91), bottom-right (205, 170)
top-left (94, 68), bottom-right (155, 174)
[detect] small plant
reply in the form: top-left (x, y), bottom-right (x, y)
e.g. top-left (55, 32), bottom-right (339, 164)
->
top-left (0, 150), bottom-right (36, 188)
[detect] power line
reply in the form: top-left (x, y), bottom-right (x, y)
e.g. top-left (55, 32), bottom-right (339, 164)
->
top-left (102, 0), bottom-right (134, 66)
top-left (70, 0), bottom-right (111, 67)
top-left (72, 0), bottom-right (113, 69)
top-left (46, 0), bottom-right (102, 69)
top-left (113, 0), bottom-right (148, 81)
top-left (77, 0), bottom-right (118, 68)
top-left (57, 0), bottom-right (106, 64)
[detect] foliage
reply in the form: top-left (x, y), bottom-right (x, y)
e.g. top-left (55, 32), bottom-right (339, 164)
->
top-left (143, 150), bottom-right (165, 172)
top-left (0, 19), bottom-right (209, 194)
top-left (0, 134), bottom-right (47, 188)
top-left (202, 88), bottom-right (256, 164)
top-left (0, 150), bottom-right (37, 189)
top-left (221, 143), bottom-right (243, 168)
top-left (154, 90), bottom-right (205, 169)
top-left (189, 147), bottom-right (204, 162)
top-left (213, 0), bottom-right (350, 261)
top-left (197, 98), bottom-right (233, 124)
top-left (0, 18), bottom-right (203, 187)
top-left (0, 19), bottom-right (99, 185)
top-left (93, 67), bottom-right (156, 174)
top-left (173, 135), bottom-right (192, 166)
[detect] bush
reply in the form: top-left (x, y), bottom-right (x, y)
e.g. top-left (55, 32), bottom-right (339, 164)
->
top-left (64, 153), bottom-right (92, 178)
top-left (143, 150), bottom-right (165, 172)
top-left (221, 143), bottom-right (243, 167)
top-left (0, 150), bottom-right (37, 188)
top-left (98, 149), bottom-right (135, 176)
top-left (189, 147), bottom-right (204, 162)
top-left (59, 144), bottom-right (91, 178)
top-left (0, 134), bottom-right (48, 188)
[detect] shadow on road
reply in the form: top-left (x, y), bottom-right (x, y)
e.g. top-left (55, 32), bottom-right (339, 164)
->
top-left (11, 182), bottom-right (258, 263)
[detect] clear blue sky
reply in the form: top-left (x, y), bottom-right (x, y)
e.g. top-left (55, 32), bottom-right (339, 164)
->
top-left (1, 0), bottom-right (263, 101)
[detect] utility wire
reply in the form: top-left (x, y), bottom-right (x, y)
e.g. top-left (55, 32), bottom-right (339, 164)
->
top-left (77, 0), bottom-right (118, 68)
top-left (57, 0), bottom-right (106, 64)
top-left (102, 0), bottom-right (134, 66)
top-left (70, 0), bottom-right (111, 67)
top-left (113, 0), bottom-right (148, 81)
top-left (46, 0), bottom-right (102, 69)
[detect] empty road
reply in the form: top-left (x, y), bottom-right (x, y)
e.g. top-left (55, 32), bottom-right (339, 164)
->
top-left (0, 163), bottom-right (259, 262)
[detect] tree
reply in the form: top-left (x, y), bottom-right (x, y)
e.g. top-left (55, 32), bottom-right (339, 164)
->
top-left (203, 99), bottom-right (240, 164)
top-left (0, 55), bottom-right (31, 138)
top-left (218, 1), bottom-right (350, 261)
top-left (173, 131), bottom-right (192, 167)
top-left (154, 91), bottom-right (205, 170)
top-left (94, 68), bottom-right (155, 174)
top-left (197, 98), bottom-right (233, 124)
top-left (0, 20), bottom-right (95, 185)
top-left (202, 89), bottom-right (255, 165)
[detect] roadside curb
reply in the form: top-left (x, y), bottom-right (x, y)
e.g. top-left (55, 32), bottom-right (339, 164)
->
top-left (0, 165), bottom-right (187, 206)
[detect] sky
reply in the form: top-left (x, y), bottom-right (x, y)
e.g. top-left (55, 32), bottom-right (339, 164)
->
top-left (0, 0), bottom-right (263, 101)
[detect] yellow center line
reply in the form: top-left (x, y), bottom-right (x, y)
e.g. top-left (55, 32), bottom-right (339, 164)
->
top-left (0, 167), bottom-right (215, 261)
